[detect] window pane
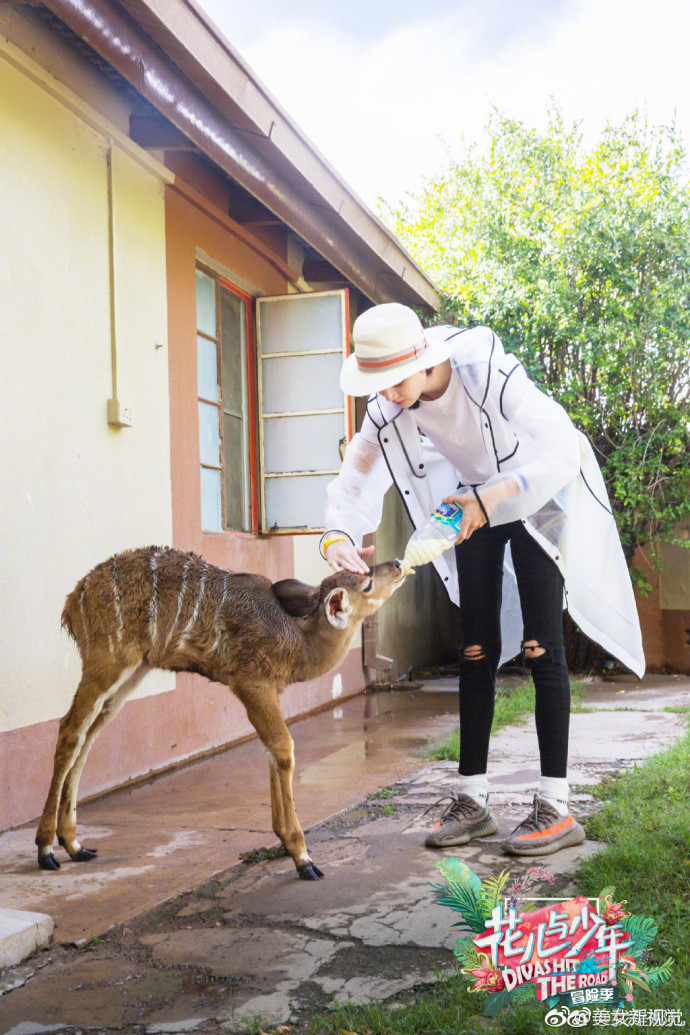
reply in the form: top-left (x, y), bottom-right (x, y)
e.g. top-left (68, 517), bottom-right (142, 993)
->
top-left (262, 353), bottom-right (343, 412)
top-left (196, 269), bottom-right (216, 337)
top-left (258, 294), bottom-right (343, 354)
top-left (220, 287), bottom-right (247, 416)
top-left (263, 413), bottom-right (343, 473)
top-left (265, 474), bottom-right (333, 530)
top-left (197, 335), bottom-right (219, 401)
top-left (224, 412), bottom-right (250, 531)
top-left (198, 401), bottom-right (221, 466)
top-left (200, 467), bottom-right (222, 532)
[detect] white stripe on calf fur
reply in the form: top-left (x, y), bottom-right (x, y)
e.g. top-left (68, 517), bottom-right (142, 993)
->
top-left (176, 570), bottom-right (207, 650)
top-left (112, 558), bottom-right (123, 645)
top-left (148, 550), bottom-right (160, 646)
top-left (211, 574), bottom-right (230, 651)
top-left (165, 557), bottom-right (191, 650)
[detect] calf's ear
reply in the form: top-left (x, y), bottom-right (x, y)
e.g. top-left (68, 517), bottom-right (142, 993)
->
top-left (273, 579), bottom-right (320, 618)
top-left (324, 587), bottom-right (352, 629)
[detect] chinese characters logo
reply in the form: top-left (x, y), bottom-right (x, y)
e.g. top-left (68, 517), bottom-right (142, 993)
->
top-left (430, 858), bottom-right (676, 1021)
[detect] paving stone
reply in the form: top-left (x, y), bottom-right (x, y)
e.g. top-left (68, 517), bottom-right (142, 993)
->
top-left (219, 989), bottom-right (294, 1027)
top-left (0, 909), bottom-right (53, 968)
top-left (150, 926), bottom-right (344, 986)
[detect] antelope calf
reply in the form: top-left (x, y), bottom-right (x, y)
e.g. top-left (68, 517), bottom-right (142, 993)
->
top-left (36, 547), bottom-right (404, 879)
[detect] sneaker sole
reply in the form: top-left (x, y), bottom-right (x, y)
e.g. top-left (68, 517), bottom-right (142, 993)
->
top-left (425, 816), bottom-right (499, 848)
top-left (501, 823), bottom-right (586, 857)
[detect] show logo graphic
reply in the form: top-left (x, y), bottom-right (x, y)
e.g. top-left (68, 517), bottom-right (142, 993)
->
top-left (430, 858), bottom-right (679, 1026)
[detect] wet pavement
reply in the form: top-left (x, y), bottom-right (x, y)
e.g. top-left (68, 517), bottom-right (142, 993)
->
top-left (0, 674), bottom-right (687, 1034)
top-left (0, 690), bottom-right (457, 944)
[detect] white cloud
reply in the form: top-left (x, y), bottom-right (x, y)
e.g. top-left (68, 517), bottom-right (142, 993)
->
top-left (210, 0), bottom-right (690, 209)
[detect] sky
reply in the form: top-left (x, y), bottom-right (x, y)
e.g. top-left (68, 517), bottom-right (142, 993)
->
top-left (196, 0), bottom-right (690, 212)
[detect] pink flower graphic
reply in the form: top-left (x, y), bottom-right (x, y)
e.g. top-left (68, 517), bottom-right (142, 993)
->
top-left (602, 895), bottom-right (630, 924)
top-left (463, 954), bottom-right (506, 994)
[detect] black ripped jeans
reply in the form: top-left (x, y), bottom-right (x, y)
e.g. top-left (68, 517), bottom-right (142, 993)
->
top-left (455, 520), bottom-right (570, 778)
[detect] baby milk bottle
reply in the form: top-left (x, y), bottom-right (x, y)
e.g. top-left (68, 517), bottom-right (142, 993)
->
top-left (401, 502), bottom-right (463, 574)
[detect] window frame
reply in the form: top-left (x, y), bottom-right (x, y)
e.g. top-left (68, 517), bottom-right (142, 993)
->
top-left (256, 288), bottom-right (353, 535)
top-left (196, 263), bottom-right (259, 535)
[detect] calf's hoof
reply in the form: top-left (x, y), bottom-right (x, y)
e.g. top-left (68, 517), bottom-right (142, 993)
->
top-left (297, 862), bottom-right (324, 880)
top-left (38, 851), bottom-right (61, 871)
top-left (70, 847), bottom-right (98, 862)
top-left (58, 837), bottom-right (98, 862)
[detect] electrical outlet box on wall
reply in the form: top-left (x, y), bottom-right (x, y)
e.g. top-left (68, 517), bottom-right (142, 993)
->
top-left (107, 399), bottom-right (134, 427)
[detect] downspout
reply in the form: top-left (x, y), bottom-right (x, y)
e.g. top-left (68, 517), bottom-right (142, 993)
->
top-left (104, 138), bottom-right (132, 428)
top-left (39, 0), bottom-right (410, 306)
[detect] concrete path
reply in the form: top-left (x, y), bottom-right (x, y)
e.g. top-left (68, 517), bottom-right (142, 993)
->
top-left (0, 689), bottom-right (457, 944)
top-left (0, 674), bottom-right (687, 1034)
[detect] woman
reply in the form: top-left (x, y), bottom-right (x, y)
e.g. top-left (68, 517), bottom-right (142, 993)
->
top-left (320, 303), bottom-right (644, 857)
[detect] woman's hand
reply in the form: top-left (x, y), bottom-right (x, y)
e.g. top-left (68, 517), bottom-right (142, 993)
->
top-left (443, 493), bottom-right (487, 544)
top-left (444, 479), bottom-right (520, 545)
top-left (326, 540), bottom-right (375, 573)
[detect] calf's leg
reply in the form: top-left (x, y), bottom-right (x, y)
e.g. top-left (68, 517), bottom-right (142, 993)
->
top-left (56, 663), bottom-right (150, 860)
top-left (240, 685), bottom-right (323, 880)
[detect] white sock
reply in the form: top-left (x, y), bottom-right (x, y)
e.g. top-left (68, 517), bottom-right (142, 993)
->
top-left (540, 777), bottom-right (569, 816)
top-left (457, 773), bottom-right (489, 807)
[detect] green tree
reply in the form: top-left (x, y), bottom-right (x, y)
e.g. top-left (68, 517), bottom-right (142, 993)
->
top-left (385, 110), bottom-right (690, 584)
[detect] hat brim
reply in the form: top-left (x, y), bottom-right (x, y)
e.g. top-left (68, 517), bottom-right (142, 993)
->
top-left (340, 335), bottom-right (454, 396)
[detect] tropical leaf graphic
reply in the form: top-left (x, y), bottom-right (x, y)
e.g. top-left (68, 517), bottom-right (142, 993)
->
top-left (435, 857), bottom-right (482, 895)
top-left (478, 869), bottom-right (510, 919)
top-left (597, 884), bottom-right (616, 907)
top-left (626, 970), bottom-right (653, 994)
top-left (513, 982), bottom-right (537, 1004)
top-left (483, 986), bottom-right (517, 1016)
top-left (638, 957), bottom-right (675, 988)
top-left (429, 881), bottom-right (486, 933)
top-left (453, 936), bottom-right (482, 968)
top-left (432, 858), bottom-right (489, 931)
top-left (623, 914), bottom-right (659, 958)
top-left (616, 965), bottom-right (635, 1003)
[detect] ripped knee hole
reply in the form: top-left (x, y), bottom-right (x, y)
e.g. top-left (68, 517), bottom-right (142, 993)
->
top-left (463, 645), bottom-right (486, 661)
top-left (523, 640), bottom-right (546, 659)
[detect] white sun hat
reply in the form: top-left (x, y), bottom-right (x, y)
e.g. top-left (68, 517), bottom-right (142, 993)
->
top-left (340, 303), bottom-right (454, 396)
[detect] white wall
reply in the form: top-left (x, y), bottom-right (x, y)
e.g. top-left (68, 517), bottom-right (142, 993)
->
top-left (0, 49), bottom-right (174, 733)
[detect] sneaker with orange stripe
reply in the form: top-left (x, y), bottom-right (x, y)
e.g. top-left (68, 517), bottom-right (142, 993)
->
top-left (501, 794), bottom-right (585, 856)
top-left (424, 793), bottom-right (498, 848)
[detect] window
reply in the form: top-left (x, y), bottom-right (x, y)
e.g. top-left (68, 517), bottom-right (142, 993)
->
top-left (195, 267), bottom-right (256, 532)
top-left (195, 267), bottom-right (350, 535)
top-left (257, 291), bottom-right (351, 531)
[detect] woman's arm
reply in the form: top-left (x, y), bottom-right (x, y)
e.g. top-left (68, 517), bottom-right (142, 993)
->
top-left (474, 365), bottom-right (581, 527)
top-left (321, 415), bottom-right (393, 572)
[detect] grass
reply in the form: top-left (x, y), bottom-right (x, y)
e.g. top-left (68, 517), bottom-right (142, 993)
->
top-left (306, 722), bottom-right (690, 1035)
top-left (425, 677), bottom-right (588, 762)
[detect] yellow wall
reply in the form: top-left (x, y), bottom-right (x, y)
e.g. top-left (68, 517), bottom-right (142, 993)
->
top-left (0, 48), bottom-right (174, 734)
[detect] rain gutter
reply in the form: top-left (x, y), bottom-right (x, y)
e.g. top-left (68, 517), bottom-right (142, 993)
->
top-left (38, 0), bottom-right (439, 309)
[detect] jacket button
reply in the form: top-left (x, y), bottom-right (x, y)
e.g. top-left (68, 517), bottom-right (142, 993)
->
top-left (419, 464), bottom-right (424, 469)
top-left (404, 490), bottom-right (410, 495)
top-left (383, 437), bottom-right (388, 443)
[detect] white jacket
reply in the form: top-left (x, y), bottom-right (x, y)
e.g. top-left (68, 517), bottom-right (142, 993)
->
top-left (322, 325), bottom-right (645, 677)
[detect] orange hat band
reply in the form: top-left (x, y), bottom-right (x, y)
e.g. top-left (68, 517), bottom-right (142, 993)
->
top-left (356, 337), bottom-right (428, 371)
